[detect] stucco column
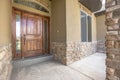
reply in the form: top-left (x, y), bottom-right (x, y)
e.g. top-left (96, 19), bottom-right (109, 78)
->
top-left (0, 0), bottom-right (12, 45)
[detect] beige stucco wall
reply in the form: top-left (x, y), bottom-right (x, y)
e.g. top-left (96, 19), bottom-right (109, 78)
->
top-left (66, 0), bottom-right (81, 42)
top-left (66, 1), bottom-right (97, 42)
top-left (96, 14), bottom-right (106, 41)
top-left (92, 14), bottom-right (97, 41)
top-left (51, 0), bottom-right (66, 42)
top-left (0, 0), bottom-right (12, 45)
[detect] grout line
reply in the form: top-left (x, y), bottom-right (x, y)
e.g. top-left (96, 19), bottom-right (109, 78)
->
top-left (68, 66), bottom-right (94, 80)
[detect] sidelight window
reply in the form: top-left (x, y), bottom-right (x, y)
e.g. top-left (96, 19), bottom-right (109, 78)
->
top-left (16, 14), bottom-right (21, 53)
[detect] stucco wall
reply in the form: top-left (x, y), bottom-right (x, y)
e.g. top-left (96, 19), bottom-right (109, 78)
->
top-left (66, 1), bottom-right (97, 42)
top-left (92, 14), bottom-right (97, 41)
top-left (0, 0), bottom-right (12, 45)
top-left (51, 0), bottom-right (66, 42)
top-left (96, 14), bottom-right (106, 41)
top-left (51, 0), bottom-right (97, 65)
top-left (66, 0), bottom-right (81, 42)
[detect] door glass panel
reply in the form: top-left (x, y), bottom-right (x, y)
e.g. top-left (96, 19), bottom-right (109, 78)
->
top-left (16, 14), bottom-right (21, 53)
top-left (43, 20), bottom-right (49, 52)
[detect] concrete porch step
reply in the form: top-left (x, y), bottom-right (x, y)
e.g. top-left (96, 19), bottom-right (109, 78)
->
top-left (12, 54), bottom-right (53, 68)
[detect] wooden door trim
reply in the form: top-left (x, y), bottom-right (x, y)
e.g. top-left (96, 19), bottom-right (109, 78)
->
top-left (12, 7), bottom-right (50, 18)
top-left (42, 17), bottom-right (50, 53)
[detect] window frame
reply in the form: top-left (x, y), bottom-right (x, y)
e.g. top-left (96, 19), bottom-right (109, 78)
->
top-left (80, 10), bottom-right (92, 42)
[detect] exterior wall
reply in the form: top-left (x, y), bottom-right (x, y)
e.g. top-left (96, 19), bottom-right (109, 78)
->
top-left (51, 0), bottom-right (67, 64)
top-left (0, 0), bottom-right (98, 68)
top-left (12, 0), bottom-right (97, 65)
top-left (65, 1), bottom-right (97, 65)
top-left (0, 0), bottom-right (12, 45)
top-left (65, 1), bottom-right (97, 42)
top-left (106, 0), bottom-right (120, 79)
top-left (92, 14), bottom-right (97, 41)
top-left (51, 41), bottom-right (97, 65)
top-left (51, 0), bottom-right (66, 42)
top-left (0, 44), bottom-right (12, 80)
top-left (51, 0), bottom-right (97, 65)
top-left (66, 0), bottom-right (81, 42)
top-left (96, 14), bottom-right (106, 53)
top-left (66, 42), bottom-right (97, 65)
top-left (51, 42), bottom-right (66, 64)
top-left (96, 14), bottom-right (106, 41)
top-left (0, 1), bottom-right (12, 80)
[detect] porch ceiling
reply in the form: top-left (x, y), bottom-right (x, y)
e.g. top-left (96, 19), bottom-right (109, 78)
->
top-left (79, 0), bottom-right (102, 12)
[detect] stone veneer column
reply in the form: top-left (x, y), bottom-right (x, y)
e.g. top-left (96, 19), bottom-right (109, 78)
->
top-left (106, 0), bottom-right (120, 79)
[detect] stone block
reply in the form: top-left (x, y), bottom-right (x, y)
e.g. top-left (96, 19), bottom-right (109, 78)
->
top-left (106, 0), bottom-right (116, 8)
top-left (116, 0), bottom-right (120, 5)
top-left (106, 5), bottom-right (120, 12)
top-left (114, 41), bottom-right (120, 48)
top-left (113, 8), bottom-right (120, 18)
top-left (106, 48), bottom-right (120, 55)
top-left (107, 53), bottom-right (115, 59)
top-left (106, 67), bottom-right (115, 76)
top-left (106, 40), bottom-right (115, 48)
top-left (115, 55), bottom-right (120, 61)
top-left (106, 35), bottom-right (119, 40)
top-left (106, 75), bottom-right (120, 80)
top-left (107, 31), bottom-right (118, 35)
top-left (115, 69), bottom-right (120, 78)
top-left (106, 59), bottom-right (120, 69)
top-left (105, 18), bottom-right (115, 26)
top-left (107, 25), bottom-right (119, 31)
top-left (106, 12), bottom-right (113, 18)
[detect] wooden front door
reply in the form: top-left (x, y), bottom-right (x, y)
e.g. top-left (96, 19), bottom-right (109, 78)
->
top-left (12, 8), bottom-right (50, 59)
top-left (22, 12), bottom-right (43, 57)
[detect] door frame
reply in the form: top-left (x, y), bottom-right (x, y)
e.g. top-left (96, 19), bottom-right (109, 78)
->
top-left (12, 7), bottom-right (50, 59)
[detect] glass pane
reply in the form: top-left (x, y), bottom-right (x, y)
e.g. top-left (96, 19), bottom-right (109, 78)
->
top-left (81, 11), bottom-right (87, 42)
top-left (88, 16), bottom-right (92, 42)
top-left (43, 20), bottom-right (49, 51)
top-left (16, 14), bottom-right (21, 53)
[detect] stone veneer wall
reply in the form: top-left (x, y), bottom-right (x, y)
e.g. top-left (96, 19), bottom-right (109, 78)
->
top-left (97, 40), bottom-right (106, 53)
top-left (51, 42), bottom-right (97, 65)
top-left (106, 0), bottom-right (120, 80)
top-left (0, 44), bottom-right (12, 80)
top-left (51, 42), bottom-right (66, 65)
